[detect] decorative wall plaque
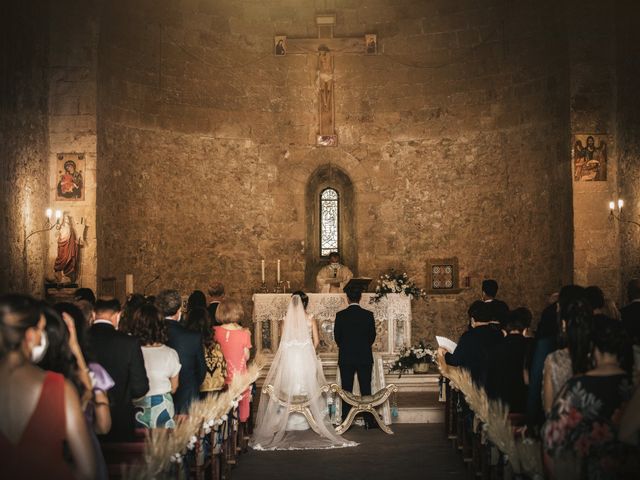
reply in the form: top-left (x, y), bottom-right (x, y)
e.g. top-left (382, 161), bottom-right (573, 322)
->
top-left (427, 257), bottom-right (460, 294)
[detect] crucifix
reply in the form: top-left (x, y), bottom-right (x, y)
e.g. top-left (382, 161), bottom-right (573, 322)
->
top-left (274, 14), bottom-right (377, 147)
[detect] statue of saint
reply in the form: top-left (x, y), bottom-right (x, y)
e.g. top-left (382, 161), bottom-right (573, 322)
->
top-left (316, 252), bottom-right (353, 293)
top-left (52, 214), bottom-right (85, 284)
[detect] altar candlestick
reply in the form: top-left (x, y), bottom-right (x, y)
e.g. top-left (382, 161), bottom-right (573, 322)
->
top-left (277, 260), bottom-right (281, 283)
top-left (125, 274), bottom-right (134, 296)
top-left (261, 260), bottom-right (265, 283)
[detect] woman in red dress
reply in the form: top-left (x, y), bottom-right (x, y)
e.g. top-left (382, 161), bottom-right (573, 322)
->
top-left (0, 294), bottom-right (95, 479)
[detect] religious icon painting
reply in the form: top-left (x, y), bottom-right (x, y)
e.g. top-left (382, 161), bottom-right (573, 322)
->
top-left (55, 153), bottom-right (85, 201)
top-left (274, 35), bottom-right (287, 56)
top-left (317, 134), bottom-right (338, 147)
top-left (365, 34), bottom-right (377, 55)
top-left (573, 133), bottom-right (607, 181)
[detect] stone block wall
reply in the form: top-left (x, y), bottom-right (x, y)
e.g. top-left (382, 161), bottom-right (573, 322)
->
top-left (97, 0), bottom-right (573, 339)
top-left (616, 1), bottom-right (640, 299)
top-left (0, 2), bottom-right (50, 295)
top-left (46, 0), bottom-right (100, 292)
top-left (569, 0), bottom-right (622, 302)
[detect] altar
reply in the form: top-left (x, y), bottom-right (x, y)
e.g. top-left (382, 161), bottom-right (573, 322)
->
top-left (251, 293), bottom-right (412, 356)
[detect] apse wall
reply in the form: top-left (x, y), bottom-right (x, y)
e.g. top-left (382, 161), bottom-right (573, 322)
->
top-left (97, 0), bottom-right (573, 338)
top-left (0, 3), bottom-right (50, 295)
top-left (616, 2), bottom-right (640, 293)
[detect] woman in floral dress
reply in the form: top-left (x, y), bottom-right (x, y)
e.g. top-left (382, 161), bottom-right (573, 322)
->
top-left (543, 316), bottom-right (637, 479)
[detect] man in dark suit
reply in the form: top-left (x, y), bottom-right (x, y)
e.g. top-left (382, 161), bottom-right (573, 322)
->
top-left (207, 281), bottom-right (225, 326)
top-left (621, 278), bottom-right (640, 345)
top-left (440, 301), bottom-right (503, 388)
top-left (88, 298), bottom-right (149, 441)
top-left (482, 279), bottom-right (509, 326)
top-left (486, 308), bottom-right (533, 413)
top-left (156, 289), bottom-right (206, 414)
top-left (334, 287), bottom-right (376, 427)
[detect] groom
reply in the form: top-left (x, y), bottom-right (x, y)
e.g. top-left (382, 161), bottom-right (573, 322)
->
top-left (334, 287), bottom-right (377, 428)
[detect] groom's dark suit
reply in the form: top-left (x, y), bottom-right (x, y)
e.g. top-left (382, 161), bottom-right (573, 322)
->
top-left (334, 302), bottom-right (376, 423)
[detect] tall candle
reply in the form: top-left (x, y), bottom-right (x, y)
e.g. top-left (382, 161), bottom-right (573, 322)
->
top-left (277, 260), bottom-right (281, 283)
top-left (125, 274), bottom-right (134, 295)
top-left (261, 260), bottom-right (265, 283)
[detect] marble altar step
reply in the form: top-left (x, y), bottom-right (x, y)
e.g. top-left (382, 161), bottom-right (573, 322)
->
top-left (394, 391), bottom-right (444, 424)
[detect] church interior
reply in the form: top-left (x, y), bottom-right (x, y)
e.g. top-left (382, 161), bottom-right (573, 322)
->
top-left (1, 0), bottom-right (640, 478)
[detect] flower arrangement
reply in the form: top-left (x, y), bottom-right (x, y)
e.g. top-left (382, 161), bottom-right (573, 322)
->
top-left (390, 341), bottom-right (436, 374)
top-left (372, 270), bottom-right (427, 302)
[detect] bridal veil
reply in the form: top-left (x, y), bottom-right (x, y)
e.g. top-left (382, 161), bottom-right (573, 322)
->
top-left (250, 294), bottom-right (356, 450)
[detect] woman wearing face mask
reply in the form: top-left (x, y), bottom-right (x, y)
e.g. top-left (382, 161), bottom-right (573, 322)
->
top-left (0, 294), bottom-right (95, 479)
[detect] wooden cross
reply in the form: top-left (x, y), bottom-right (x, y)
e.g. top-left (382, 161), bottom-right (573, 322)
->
top-left (274, 14), bottom-right (377, 147)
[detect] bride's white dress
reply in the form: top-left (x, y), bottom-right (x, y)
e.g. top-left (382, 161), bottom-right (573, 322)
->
top-left (249, 295), bottom-right (357, 450)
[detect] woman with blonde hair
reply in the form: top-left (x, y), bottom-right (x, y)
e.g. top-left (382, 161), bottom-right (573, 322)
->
top-left (214, 298), bottom-right (252, 421)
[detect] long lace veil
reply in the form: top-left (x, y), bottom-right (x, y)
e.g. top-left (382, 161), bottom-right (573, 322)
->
top-left (250, 294), bottom-right (356, 450)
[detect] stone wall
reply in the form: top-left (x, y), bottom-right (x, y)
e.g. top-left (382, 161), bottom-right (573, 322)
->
top-left (616, 1), bottom-right (640, 299)
top-left (97, 0), bottom-right (573, 339)
top-left (0, 2), bottom-right (50, 295)
top-left (46, 0), bottom-right (100, 292)
top-left (569, 0), bottom-right (621, 301)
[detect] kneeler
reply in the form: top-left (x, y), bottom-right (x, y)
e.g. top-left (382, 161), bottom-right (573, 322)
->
top-left (328, 383), bottom-right (398, 435)
top-left (261, 384), bottom-right (331, 436)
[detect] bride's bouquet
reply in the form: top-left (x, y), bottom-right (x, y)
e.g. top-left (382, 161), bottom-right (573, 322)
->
top-left (371, 270), bottom-right (427, 302)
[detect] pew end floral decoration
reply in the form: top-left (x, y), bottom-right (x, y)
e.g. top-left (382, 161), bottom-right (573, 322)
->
top-left (372, 270), bottom-right (427, 303)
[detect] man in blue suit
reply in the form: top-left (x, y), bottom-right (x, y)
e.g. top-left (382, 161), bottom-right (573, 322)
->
top-left (155, 289), bottom-right (206, 414)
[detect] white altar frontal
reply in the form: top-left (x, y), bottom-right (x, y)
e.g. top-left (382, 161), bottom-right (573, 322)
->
top-left (251, 293), bottom-right (412, 357)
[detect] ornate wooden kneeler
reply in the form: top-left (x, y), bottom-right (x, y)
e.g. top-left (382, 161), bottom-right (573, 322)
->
top-left (328, 383), bottom-right (398, 435)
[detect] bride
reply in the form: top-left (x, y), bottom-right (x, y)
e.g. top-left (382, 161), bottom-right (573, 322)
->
top-left (250, 291), bottom-right (356, 450)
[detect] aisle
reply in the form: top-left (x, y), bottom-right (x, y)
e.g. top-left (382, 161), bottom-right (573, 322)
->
top-left (233, 424), bottom-right (468, 480)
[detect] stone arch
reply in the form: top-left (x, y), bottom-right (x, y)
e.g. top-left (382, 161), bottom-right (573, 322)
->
top-left (304, 164), bottom-right (357, 290)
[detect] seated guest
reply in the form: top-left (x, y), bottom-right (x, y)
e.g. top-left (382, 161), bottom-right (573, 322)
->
top-left (156, 289), bottom-right (206, 414)
top-left (214, 299), bottom-right (252, 422)
top-left (527, 285), bottom-right (586, 431)
top-left (88, 298), bottom-right (149, 440)
top-left (543, 317), bottom-right (635, 479)
top-left (74, 287), bottom-right (96, 305)
top-left (585, 285), bottom-right (605, 313)
top-left (42, 304), bottom-right (112, 480)
top-left (621, 278), bottom-right (640, 345)
top-left (440, 301), bottom-right (502, 388)
top-left (184, 306), bottom-right (226, 396)
top-left (118, 293), bottom-right (147, 335)
top-left (129, 304), bottom-right (181, 428)
top-left (207, 282), bottom-right (225, 326)
top-left (486, 308), bottom-right (532, 413)
top-left (52, 303), bottom-right (114, 435)
top-left (481, 279), bottom-right (509, 326)
top-left (466, 300), bottom-right (485, 330)
top-left (187, 290), bottom-right (207, 311)
top-left (0, 294), bottom-right (95, 479)
top-left (543, 295), bottom-right (593, 414)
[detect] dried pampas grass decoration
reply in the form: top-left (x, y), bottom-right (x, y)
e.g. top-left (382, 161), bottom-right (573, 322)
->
top-left (123, 355), bottom-right (265, 479)
top-left (443, 366), bottom-right (543, 477)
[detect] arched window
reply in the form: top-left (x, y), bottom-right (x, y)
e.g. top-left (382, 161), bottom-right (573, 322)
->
top-left (305, 165), bottom-right (356, 290)
top-left (320, 188), bottom-right (339, 257)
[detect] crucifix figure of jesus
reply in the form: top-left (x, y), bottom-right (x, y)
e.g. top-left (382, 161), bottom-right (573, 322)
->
top-left (274, 15), bottom-right (377, 147)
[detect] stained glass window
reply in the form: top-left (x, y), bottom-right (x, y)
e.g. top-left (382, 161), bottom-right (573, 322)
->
top-left (320, 188), bottom-right (339, 257)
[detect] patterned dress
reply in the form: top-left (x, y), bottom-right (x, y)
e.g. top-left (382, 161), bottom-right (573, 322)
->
top-left (542, 374), bottom-right (637, 479)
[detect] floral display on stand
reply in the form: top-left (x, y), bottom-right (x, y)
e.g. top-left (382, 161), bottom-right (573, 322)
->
top-left (371, 270), bottom-right (427, 303)
top-left (390, 341), bottom-right (436, 376)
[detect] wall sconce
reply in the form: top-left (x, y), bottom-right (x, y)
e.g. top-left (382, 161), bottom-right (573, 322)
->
top-left (26, 208), bottom-right (62, 242)
top-left (609, 198), bottom-right (640, 228)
